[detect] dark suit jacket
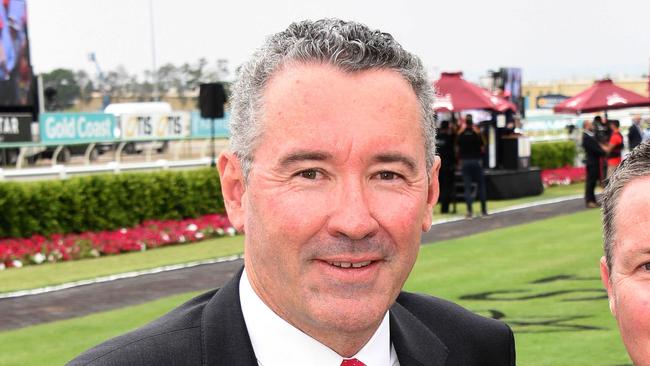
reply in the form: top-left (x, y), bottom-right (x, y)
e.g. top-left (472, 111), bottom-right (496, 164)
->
top-left (628, 124), bottom-right (642, 151)
top-left (582, 131), bottom-right (605, 167)
top-left (68, 267), bottom-right (515, 365)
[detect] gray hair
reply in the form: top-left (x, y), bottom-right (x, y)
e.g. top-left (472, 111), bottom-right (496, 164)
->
top-left (228, 18), bottom-right (436, 181)
top-left (602, 141), bottom-right (650, 272)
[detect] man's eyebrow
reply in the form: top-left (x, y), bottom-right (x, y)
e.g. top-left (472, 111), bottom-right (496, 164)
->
top-left (371, 153), bottom-right (418, 173)
top-left (278, 150), bottom-right (333, 167)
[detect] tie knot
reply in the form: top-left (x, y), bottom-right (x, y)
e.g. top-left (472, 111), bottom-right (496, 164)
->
top-left (340, 358), bottom-right (366, 366)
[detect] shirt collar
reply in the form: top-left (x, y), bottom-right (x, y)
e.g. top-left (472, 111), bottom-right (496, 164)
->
top-left (239, 270), bottom-right (396, 366)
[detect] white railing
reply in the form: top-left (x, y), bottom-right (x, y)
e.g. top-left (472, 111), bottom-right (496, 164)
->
top-left (0, 158), bottom-right (212, 181)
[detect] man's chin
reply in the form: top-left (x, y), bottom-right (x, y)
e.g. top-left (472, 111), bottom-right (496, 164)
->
top-left (303, 297), bottom-right (390, 334)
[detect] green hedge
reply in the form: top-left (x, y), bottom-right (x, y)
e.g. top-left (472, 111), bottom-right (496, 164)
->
top-left (0, 168), bottom-right (224, 239)
top-left (530, 140), bottom-right (577, 169)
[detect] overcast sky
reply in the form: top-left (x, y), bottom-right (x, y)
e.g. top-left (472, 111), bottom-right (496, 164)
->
top-left (26, 0), bottom-right (650, 83)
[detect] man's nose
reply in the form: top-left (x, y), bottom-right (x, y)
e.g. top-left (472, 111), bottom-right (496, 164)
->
top-left (326, 178), bottom-right (379, 240)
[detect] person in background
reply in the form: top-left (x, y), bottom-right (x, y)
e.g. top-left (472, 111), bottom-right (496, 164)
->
top-left (606, 120), bottom-right (623, 178)
top-left (436, 120), bottom-right (456, 213)
top-left (600, 141), bottom-right (650, 365)
top-left (627, 114), bottom-right (643, 150)
top-left (457, 114), bottom-right (487, 218)
top-left (593, 115), bottom-right (611, 179)
top-left (582, 119), bottom-right (607, 208)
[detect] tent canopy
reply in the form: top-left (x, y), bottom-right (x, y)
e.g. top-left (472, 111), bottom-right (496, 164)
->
top-left (553, 79), bottom-right (650, 114)
top-left (433, 72), bottom-right (516, 113)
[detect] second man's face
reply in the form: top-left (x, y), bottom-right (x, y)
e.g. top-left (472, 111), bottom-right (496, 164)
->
top-left (601, 175), bottom-right (650, 366)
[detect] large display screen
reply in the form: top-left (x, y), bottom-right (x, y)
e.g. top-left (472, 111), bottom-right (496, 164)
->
top-left (0, 0), bottom-right (33, 107)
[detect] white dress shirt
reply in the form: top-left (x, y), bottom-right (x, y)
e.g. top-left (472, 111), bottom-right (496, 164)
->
top-left (239, 270), bottom-right (400, 366)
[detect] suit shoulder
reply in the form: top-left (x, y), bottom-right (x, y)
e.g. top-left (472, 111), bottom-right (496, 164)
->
top-left (396, 291), bottom-right (515, 364)
top-left (67, 289), bottom-right (218, 366)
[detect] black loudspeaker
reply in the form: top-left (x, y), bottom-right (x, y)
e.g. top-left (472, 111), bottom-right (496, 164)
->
top-left (199, 83), bottom-right (226, 119)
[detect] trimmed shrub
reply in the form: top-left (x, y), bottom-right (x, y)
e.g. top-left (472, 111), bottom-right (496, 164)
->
top-left (0, 168), bottom-right (223, 239)
top-left (531, 140), bottom-right (577, 169)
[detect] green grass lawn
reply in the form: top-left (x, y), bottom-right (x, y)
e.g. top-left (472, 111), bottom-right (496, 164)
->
top-left (408, 209), bottom-right (629, 365)
top-left (1, 183), bottom-right (588, 295)
top-left (0, 236), bottom-right (245, 294)
top-left (0, 209), bottom-right (630, 365)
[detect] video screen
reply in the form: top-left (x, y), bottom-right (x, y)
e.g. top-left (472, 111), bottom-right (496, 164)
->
top-left (501, 67), bottom-right (522, 103)
top-left (0, 0), bottom-right (33, 107)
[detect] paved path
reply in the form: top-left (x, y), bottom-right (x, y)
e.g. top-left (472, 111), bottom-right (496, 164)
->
top-left (0, 196), bottom-right (590, 332)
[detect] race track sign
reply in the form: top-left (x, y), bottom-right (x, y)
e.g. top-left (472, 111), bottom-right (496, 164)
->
top-left (0, 113), bottom-right (33, 143)
top-left (119, 112), bottom-right (190, 140)
top-left (190, 111), bottom-right (230, 138)
top-left (40, 113), bottom-right (116, 144)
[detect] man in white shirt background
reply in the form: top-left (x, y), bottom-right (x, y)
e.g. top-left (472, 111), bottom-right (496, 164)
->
top-left (69, 19), bottom-right (515, 366)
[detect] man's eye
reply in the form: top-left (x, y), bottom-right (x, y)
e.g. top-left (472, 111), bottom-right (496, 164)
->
top-left (377, 171), bottom-right (400, 180)
top-left (298, 169), bottom-right (319, 179)
top-left (644, 263), bottom-right (650, 271)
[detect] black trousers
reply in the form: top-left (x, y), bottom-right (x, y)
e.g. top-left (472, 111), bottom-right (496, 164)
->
top-left (585, 163), bottom-right (600, 203)
top-left (461, 159), bottom-right (487, 215)
top-left (438, 167), bottom-right (455, 213)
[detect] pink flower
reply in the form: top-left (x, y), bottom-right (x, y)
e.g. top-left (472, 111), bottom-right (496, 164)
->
top-left (0, 213), bottom-right (233, 270)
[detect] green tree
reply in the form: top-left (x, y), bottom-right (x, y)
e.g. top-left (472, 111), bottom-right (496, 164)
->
top-left (42, 68), bottom-right (81, 110)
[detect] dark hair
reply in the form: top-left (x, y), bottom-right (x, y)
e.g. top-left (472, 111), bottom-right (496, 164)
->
top-left (465, 114), bottom-right (473, 126)
top-left (609, 119), bottom-right (620, 128)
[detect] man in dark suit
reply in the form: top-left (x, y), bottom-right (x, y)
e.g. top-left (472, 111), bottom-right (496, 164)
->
top-left (627, 114), bottom-right (643, 151)
top-left (435, 120), bottom-right (457, 213)
top-left (583, 119), bottom-right (607, 208)
top-left (68, 19), bottom-right (515, 366)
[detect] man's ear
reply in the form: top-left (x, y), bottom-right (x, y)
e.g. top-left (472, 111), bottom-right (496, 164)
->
top-left (422, 156), bottom-right (441, 232)
top-left (600, 256), bottom-right (616, 316)
top-left (217, 152), bottom-right (247, 233)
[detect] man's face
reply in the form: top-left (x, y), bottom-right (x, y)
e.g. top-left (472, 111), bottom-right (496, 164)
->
top-left (224, 63), bottom-right (438, 347)
top-left (601, 175), bottom-right (650, 365)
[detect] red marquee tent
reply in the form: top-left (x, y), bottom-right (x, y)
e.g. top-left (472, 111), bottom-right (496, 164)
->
top-left (553, 79), bottom-right (650, 114)
top-left (433, 72), bottom-right (516, 112)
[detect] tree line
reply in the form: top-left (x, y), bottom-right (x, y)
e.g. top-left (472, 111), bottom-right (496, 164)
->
top-left (41, 58), bottom-right (230, 111)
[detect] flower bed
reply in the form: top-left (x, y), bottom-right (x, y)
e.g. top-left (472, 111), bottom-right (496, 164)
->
top-left (541, 165), bottom-right (586, 187)
top-left (0, 214), bottom-right (235, 270)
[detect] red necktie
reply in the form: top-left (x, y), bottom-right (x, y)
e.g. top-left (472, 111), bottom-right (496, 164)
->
top-left (340, 359), bottom-right (366, 366)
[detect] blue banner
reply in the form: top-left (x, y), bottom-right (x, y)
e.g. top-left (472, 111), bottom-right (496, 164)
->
top-left (40, 113), bottom-right (116, 144)
top-left (190, 111), bottom-right (230, 138)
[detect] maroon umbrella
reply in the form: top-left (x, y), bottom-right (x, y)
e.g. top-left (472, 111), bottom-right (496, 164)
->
top-left (553, 79), bottom-right (650, 114)
top-left (433, 72), bottom-right (517, 112)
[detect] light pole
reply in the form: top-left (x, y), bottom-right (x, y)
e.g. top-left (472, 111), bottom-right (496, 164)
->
top-left (210, 116), bottom-right (216, 167)
top-left (149, 0), bottom-right (158, 101)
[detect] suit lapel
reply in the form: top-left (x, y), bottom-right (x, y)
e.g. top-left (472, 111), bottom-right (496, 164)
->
top-left (390, 301), bottom-right (448, 366)
top-left (201, 266), bottom-right (258, 366)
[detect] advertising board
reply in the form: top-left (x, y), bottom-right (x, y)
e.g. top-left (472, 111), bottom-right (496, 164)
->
top-left (0, 113), bottom-right (31, 142)
top-left (40, 113), bottom-right (116, 144)
top-left (119, 112), bottom-right (190, 140)
top-left (190, 111), bottom-right (230, 138)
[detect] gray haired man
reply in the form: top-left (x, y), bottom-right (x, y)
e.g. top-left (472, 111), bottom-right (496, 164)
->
top-left (69, 19), bottom-right (515, 366)
top-left (600, 141), bottom-right (650, 366)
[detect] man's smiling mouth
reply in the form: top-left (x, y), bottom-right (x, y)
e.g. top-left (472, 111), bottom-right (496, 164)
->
top-left (326, 260), bottom-right (373, 268)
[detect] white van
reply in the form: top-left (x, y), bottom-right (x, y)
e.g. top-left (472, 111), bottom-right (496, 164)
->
top-left (104, 102), bottom-right (173, 154)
